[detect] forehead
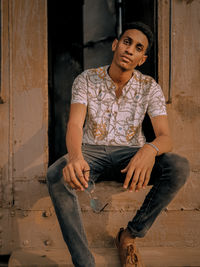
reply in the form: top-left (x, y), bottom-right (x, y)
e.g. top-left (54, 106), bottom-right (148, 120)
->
top-left (121, 29), bottom-right (148, 48)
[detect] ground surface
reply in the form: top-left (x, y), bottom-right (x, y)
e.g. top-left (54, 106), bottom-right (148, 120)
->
top-left (7, 247), bottom-right (200, 267)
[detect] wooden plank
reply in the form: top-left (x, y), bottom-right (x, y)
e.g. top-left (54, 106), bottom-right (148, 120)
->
top-left (13, 170), bottom-right (200, 211)
top-left (169, 0), bottom-right (200, 170)
top-left (10, 0), bottom-right (48, 180)
top-left (158, 0), bottom-right (170, 100)
top-left (0, 0), bottom-right (13, 207)
top-left (8, 247), bottom-right (200, 267)
top-left (2, 209), bottom-right (199, 251)
top-left (158, 0), bottom-right (200, 170)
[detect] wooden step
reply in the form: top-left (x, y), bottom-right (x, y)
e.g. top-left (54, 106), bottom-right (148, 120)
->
top-left (8, 247), bottom-right (200, 267)
top-left (1, 178), bottom-right (199, 254)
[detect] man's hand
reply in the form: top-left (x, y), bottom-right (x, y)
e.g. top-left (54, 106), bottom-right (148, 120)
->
top-left (121, 145), bottom-right (157, 192)
top-left (63, 158), bottom-right (90, 191)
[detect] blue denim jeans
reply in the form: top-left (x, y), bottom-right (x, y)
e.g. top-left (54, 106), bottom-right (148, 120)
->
top-left (47, 144), bottom-right (190, 267)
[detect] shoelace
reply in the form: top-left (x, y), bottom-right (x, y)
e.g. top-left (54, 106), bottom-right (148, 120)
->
top-left (126, 244), bottom-right (139, 265)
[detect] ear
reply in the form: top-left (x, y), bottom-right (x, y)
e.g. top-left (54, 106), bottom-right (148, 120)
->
top-left (138, 55), bottom-right (148, 66)
top-left (112, 39), bottom-right (118, 52)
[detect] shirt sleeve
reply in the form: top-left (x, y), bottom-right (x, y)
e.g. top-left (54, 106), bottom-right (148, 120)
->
top-left (147, 79), bottom-right (167, 117)
top-left (71, 71), bottom-right (88, 106)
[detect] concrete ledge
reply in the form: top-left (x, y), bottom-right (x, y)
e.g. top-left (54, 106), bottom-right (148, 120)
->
top-left (8, 247), bottom-right (200, 267)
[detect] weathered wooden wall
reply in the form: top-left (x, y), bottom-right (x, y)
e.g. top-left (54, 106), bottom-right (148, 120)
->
top-left (0, 0), bottom-right (199, 257)
top-left (158, 0), bottom-right (200, 209)
top-left (0, 0), bottom-right (48, 254)
top-left (159, 0), bottom-right (200, 164)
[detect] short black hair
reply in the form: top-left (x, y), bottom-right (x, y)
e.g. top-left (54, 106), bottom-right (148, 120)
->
top-left (118, 22), bottom-right (154, 54)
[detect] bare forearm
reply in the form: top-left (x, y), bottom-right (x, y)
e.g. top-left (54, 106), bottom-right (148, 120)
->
top-left (148, 115), bottom-right (173, 156)
top-left (66, 122), bottom-right (84, 161)
top-left (63, 103), bottom-right (89, 191)
top-left (145, 135), bottom-right (173, 156)
top-left (64, 122), bottom-right (90, 191)
top-left (122, 135), bottom-right (172, 192)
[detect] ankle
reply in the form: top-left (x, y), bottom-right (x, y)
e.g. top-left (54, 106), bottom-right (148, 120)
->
top-left (120, 228), bottom-right (135, 243)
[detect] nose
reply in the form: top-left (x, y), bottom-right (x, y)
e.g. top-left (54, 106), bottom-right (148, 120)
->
top-left (125, 47), bottom-right (133, 56)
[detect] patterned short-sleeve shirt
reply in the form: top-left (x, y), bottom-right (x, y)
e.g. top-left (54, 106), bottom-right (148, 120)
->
top-left (71, 65), bottom-right (167, 147)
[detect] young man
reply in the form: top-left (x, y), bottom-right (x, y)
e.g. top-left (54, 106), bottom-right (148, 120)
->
top-left (47, 22), bottom-right (190, 267)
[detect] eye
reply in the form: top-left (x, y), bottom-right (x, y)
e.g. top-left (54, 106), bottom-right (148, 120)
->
top-left (123, 38), bottom-right (131, 46)
top-left (136, 45), bottom-right (144, 52)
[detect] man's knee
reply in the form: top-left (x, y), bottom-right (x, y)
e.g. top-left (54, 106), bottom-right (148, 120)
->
top-left (165, 153), bottom-right (190, 189)
top-left (46, 165), bottom-right (57, 184)
top-left (46, 156), bottom-right (67, 185)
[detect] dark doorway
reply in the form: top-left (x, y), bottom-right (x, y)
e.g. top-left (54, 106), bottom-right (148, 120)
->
top-left (122, 0), bottom-right (158, 141)
top-left (122, 0), bottom-right (158, 79)
top-left (48, 1), bottom-right (84, 165)
top-left (48, 0), bottom-right (158, 165)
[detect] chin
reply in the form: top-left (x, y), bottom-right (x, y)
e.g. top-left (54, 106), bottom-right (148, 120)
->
top-left (119, 64), bottom-right (133, 72)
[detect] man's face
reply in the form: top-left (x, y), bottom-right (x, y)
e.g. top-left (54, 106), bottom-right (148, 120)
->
top-left (112, 29), bottom-right (149, 71)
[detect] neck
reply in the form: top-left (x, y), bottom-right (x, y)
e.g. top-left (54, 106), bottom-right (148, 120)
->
top-left (108, 63), bottom-right (134, 87)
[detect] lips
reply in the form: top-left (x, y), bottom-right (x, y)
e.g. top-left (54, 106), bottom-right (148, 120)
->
top-left (121, 55), bottom-right (132, 63)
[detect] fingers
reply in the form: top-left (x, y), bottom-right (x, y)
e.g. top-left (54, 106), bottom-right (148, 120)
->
top-left (83, 168), bottom-right (90, 181)
top-left (63, 167), bottom-right (77, 190)
top-left (135, 170), bottom-right (146, 192)
top-left (126, 168), bottom-right (140, 192)
top-left (123, 166), bottom-right (135, 189)
top-left (122, 165), bottom-right (152, 192)
top-left (122, 160), bottom-right (139, 191)
top-left (74, 165), bottom-right (89, 189)
top-left (121, 167), bottom-right (128, 173)
top-left (142, 169), bottom-right (151, 188)
top-left (63, 165), bottom-right (83, 191)
top-left (63, 161), bottom-right (90, 191)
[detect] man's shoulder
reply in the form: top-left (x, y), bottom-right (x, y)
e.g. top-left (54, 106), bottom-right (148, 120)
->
top-left (81, 65), bottom-right (108, 75)
top-left (80, 65), bottom-right (108, 77)
top-left (133, 69), bottom-right (156, 86)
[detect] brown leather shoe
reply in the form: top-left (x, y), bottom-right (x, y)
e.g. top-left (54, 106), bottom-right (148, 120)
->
top-left (115, 228), bottom-right (145, 267)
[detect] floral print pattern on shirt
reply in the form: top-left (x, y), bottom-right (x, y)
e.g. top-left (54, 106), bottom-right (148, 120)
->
top-left (71, 65), bottom-right (167, 147)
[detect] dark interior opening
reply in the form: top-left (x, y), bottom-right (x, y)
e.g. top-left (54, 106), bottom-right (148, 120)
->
top-left (123, 0), bottom-right (158, 79)
top-left (48, 1), bottom-right (84, 165)
top-left (122, 0), bottom-right (158, 142)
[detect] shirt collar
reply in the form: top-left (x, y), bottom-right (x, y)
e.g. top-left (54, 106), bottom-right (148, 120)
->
top-left (103, 65), bottom-right (136, 93)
